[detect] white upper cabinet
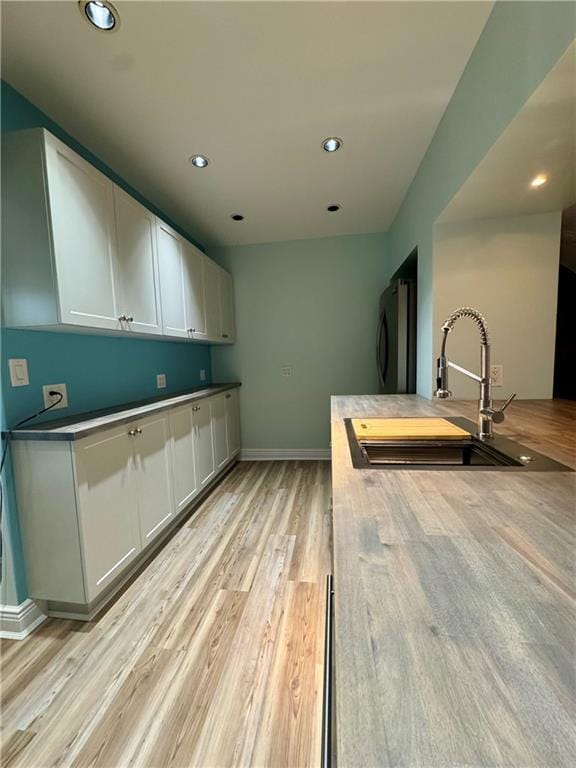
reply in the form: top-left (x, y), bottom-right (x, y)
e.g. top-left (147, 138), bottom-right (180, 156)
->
top-left (203, 256), bottom-right (221, 341)
top-left (156, 220), bottom-right (188, 338)
top-left (2, 128), bottom-right (119, 331)
top-left (1, 127), bottom-right (235, 343)
top-left (203, 258), bottom-right (235, 343)
top-left (218, 267), bottom-right (236, 342)
top-left (156, 220), bottom-right (216, 342)
top-left (44, 133), bottom-right (121, 330)
top-left (113, 187), bottom-right (162, 335)
top-left (182, 240), bottom-right (207, 340)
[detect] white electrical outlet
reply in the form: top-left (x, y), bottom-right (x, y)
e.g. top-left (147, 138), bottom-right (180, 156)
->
top-left (43, 383), bottom-right (68, 409)
top-left (156, 373), bottom-right (167, 389)
top-left (490, 365), bottom-right (503, 387)
top-left (200, 369), bottom-right (206, 382)
top-left (281, 366), bottom-right (293, 377)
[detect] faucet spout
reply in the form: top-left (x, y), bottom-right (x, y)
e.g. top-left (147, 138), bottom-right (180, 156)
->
top-left (434, 307), bottom-right (494, 440)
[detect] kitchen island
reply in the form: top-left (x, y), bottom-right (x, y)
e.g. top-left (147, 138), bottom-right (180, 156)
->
top-left (331, 395), bottom-right (575, 767)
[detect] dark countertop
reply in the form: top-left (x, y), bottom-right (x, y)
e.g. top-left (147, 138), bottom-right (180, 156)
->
top-left (330, 395), bottom-right (576, 767)
top-left (10, 383), bottom-right (241, 441)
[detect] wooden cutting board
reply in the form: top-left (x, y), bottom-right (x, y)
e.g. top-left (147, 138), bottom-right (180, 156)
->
top-left (351, 417), bottom-right (471, 442)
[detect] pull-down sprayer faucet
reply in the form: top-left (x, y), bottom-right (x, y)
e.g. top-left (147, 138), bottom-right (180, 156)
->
top-left (434, 307), bottom-right (515, 440)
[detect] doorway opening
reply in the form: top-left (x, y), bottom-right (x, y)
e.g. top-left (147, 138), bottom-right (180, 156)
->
top-left (553, 204), bottom-right (576, 400)
top-left (377, 248), bottom-right (418, 394)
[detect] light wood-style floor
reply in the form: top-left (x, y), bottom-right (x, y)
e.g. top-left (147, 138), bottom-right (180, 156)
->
top-left (1, 461), bottom-right (332, 768)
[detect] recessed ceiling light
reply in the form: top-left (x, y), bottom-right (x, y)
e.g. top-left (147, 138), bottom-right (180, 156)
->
top-left (327, 204), bottom-right (341, 212)
top-left (530, 174), bottom-right (548, 188)
top-left (190, 155), bottom-right (209, 169)
top-left (79, 1), bottom-right (119, 31)
top-left (231, 214), bottom-right (245, 221)
top-left (322, 137), bottom-right (343, 153)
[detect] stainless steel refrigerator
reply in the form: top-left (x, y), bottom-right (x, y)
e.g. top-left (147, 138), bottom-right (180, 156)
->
top-left (376, 279), bottom-right (417, 394)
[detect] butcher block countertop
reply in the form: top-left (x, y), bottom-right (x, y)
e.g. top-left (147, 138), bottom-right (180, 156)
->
top-left (330, 395), bottom-right (575, 768)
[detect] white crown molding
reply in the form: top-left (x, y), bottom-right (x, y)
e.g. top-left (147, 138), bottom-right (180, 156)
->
top-left (240, 449), bottom-right (330, 461)
top-left (0, 599), bottom-right (47, 640)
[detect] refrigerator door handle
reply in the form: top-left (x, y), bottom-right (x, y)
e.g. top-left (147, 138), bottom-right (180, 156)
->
top-left (377, 311), bottom-right (389, 387)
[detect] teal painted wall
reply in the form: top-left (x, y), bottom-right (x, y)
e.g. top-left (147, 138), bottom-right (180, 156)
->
top-left (2, 330), bottom-right (211, 427)
top-left (0, 82), bottom-right (210, 604)
top-left (210, 233), bottom-right (387, 451)
top-left (386, 1), bottom-right (576, 397)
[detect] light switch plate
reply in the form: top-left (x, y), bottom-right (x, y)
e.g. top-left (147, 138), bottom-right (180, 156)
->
top-left (199, 369), bottom-right (206, 382)
top-left (9, 359), bottom-right (29, 387)
top-left (490, 365), bottom-right (503, 387)
top-left (157, 373), bottom-right (167, 389)
top-left (43, 383), bottom-right (68, 409)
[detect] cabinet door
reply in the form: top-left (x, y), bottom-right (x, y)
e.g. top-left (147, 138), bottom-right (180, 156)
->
top-left (211, 395), bottom-right (229, 470)
top-left (225, 389), bottom-right (241, 456)
top-left (218, 268), bottom-right (235, 343)
top-left (182, 241), bottom-right (207, 339)
top-left (113, 187), bottom-right (162, 335)
top-left (169, 405), bottom-right (198, 513)
top-left (134, 414), bottom-right (175, 545)
top-left (44, 134), bottom-right (120, 330)
top-left (156, 221), bottom-right (187, 338)
top-left (193, 400), bottom-right (215, 489)
top-left (73, 425), bottom-right (140, 601)
top-left (203, 257), bottom-right (221, 341)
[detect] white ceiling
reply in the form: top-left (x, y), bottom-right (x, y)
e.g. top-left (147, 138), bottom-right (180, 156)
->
top-left (439, 41), bottom-right (576, 225)
top-left (1, 0), bottom-right (493, 247)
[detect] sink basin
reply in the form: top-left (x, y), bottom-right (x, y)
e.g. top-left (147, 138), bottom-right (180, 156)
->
top-left (345, 417), bottom-right (574, 472)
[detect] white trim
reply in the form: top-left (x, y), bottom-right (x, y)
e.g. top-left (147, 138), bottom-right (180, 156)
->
top-left (240, 449), bottom-right (331, 461)
top-left (0, 599), bottom-right (47, 640)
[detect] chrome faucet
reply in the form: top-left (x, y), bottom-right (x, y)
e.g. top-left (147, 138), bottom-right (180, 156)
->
top-left (434, 307), bottom-right (515, 440)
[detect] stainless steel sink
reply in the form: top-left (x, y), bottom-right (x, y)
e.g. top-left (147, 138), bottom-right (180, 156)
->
top-left (345, 417), bottom-right (573, 472)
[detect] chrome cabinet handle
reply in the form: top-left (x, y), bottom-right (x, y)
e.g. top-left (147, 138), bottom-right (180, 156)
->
top-left (225, 394), bottom-right (231, 399)
top-left (135, 427), bottom-right (142, 435)
top-left (118, 314), bottom-right (127, 322)
top-left (128, 429), bottom-right (137, 436)
top-left (126, 315), bottom-right (134, 323)
top-left (188, 328), bottom-right (196, 333)
top-left (222, 333), bottom-right (229, 338)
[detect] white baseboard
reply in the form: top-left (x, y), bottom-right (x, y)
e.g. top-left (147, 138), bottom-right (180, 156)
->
top-left (240, 448), bottom-right (331, 461)
top-left (0, 598), bottom-right (47, 640)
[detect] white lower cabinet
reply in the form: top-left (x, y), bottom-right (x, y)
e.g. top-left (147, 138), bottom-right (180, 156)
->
top-left (169, 406), bottom-right (198, 513)
top-left (225, 389), bottom-right (241, 456)
top-left (193, 399), bottom-right (216, 489)
top-left (74, 425), bottom-right (141, 601)
top-left (12, 389), bottom-right (240, 616)
top-left (133, 414), bottom-right (175, 544)
top-left (74, 414), bottom-right (174, 601)
top-left (211, 395), bottom-right (229, 470)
